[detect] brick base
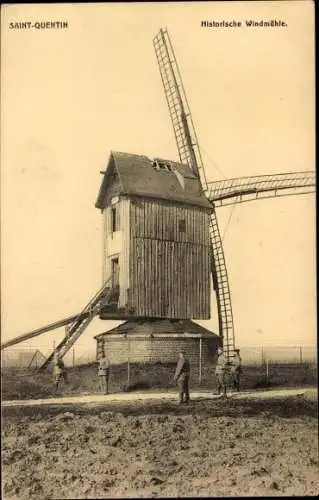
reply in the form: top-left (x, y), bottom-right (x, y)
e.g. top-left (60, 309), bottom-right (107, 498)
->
top-left (97, 335), bottom-right (219, 366)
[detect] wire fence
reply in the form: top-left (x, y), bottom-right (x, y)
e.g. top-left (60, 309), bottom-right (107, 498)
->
top-left (0, 346), bottom-right (96, 370)
top-left (1, 343), bottom-right (316, 371)
top-left (239, 345), bottom-right (317, 365)
top-left (1, 343), bottom-right (317, 398)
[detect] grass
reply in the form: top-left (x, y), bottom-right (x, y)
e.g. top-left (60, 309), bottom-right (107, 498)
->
top-left (1, 360), bottom-right (317, 401)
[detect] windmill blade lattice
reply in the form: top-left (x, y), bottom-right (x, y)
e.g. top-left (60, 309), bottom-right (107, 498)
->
top-left (209, 210), bottom-right (236, 360)
top-left (153, 28), bottom-right (208, 190)
top-left (207, 171), bottom-right (316, 207)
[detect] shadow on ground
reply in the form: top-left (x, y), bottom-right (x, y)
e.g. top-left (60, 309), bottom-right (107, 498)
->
top-left (3, 394), bottom-right (317, 421)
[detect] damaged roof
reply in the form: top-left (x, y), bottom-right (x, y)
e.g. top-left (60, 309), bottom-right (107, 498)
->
top-left (95, 151), bottom-right (212, 210)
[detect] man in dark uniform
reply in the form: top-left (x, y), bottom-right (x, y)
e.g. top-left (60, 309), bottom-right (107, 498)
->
top-left (53, 353), bottom-right (68, 394)
top-left (231, 348), bottom-right (242, 392)
top-left (215, 346), bottom-right (227, 396)
top-left (174, 351), bottom-right (190, 404)
top-left (98, 354), bottom-right (110, 395)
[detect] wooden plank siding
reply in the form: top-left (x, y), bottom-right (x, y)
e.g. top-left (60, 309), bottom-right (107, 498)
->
top-left (130, 197), bottom-right (211, 319)
top-left (101, 195), bottom-right (210, 318)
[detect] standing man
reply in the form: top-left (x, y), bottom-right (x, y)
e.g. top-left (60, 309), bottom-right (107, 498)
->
top-left (53, 353), bottom-right (68, 394)
top-left (232, 348), bottom-right (242, 392)
top-left (98, 354), bottom-right (110, 395)
top-left (215, 346), bottom-right (227, 396)
top-left (174, 351), bottom-right (190, 404)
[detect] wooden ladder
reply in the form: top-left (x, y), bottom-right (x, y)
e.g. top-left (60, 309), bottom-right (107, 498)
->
top-left (40, 278), bottom-right (112, 370)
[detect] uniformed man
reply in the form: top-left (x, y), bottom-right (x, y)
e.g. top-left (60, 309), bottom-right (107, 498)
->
top-left (98, 354), bottom-right (110, 395)
top-left (215, 346), bottom-right (227, 396)
top-left (174, 351), bottom-right (190, 404)
top-left (53, 353), bottom-right (68, 393)
top-left (232, 348), bottom-right (242, 392)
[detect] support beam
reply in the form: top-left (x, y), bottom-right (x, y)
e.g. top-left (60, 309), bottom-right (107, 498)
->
top-left (0, 313), bottom-right (89, 350)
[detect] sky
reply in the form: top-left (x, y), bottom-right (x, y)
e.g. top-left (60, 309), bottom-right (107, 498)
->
top-left (1, 2), bottom-right (316, 359)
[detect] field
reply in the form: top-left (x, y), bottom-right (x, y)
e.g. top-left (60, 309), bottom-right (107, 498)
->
top-left (2, 363), bottom-right (318, 499)
top-left (2, 390), bottom-right (318, 499)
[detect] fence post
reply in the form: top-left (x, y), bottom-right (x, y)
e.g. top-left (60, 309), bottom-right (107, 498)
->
top-left (266, 356), bottom-right (269, 387)
top-left (73, 348), bottom-right (75, 370)
top-left (261, 347), bottom-right (264, 365)
top-left (299, 346), bottom-right (303, 365)
top-left (199, 337), bottom-right (202, 383)
top-left (127, 338), bottom-right (131, 385)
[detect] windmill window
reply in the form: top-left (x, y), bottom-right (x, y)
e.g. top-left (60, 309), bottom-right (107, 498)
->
top-left (111, 207), bottom-right (117, 233)
top-left (179, 219), bottom-right (186, 232)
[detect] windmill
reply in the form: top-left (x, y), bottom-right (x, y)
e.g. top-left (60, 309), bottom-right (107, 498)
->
top-left (1, 29), bottom-right (315, 369)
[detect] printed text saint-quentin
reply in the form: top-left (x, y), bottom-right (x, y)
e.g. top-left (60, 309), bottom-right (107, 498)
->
top-left (9, 21), bottom-right (68, 29)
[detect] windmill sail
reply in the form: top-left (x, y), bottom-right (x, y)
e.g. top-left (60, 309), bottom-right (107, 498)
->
top-left (207, 171), bottom-right (316, 207)
top-left (153, 29), bottom-right (208, 189)
top-left (154, 28), bottom-right (236, 360)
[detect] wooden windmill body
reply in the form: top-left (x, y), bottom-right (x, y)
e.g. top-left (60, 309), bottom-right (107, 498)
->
top-left (96, 151), bottom-right (212, 321)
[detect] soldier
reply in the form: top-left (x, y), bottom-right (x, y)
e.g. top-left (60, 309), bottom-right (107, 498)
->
top-left (53, 353), bottom-right (68, 393)
top-left (174, 351), bottom-right (190, 404)
top-left (215, 346), bottom-right (227, 396)
top-left (232, 348), bottom-right (242, 392)
top-left (98, 354), bottom-right (110, 395)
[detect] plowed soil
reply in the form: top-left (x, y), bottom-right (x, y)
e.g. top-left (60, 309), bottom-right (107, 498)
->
top-left (2, 392), bottom-right (318, 499)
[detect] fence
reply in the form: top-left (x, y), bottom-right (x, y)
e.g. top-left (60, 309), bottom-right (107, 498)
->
top-left (1, 343), bottom-right (317, 395)
top-left (106, 343), bottom-right (317, 389)
top-left (1, 343), bottom-right (317, 371)
top-left (238, 345), bottom-right (317, 365)
top-left (1, 349), bottom-right (47, 370)
top-left (1, 346), bottom-right (96, 371)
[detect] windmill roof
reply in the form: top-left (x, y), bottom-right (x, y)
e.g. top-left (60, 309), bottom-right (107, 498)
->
top-left (95, 151), bottom-right (212, 210)
top-left (94, 319), bottom-right (220, 339)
